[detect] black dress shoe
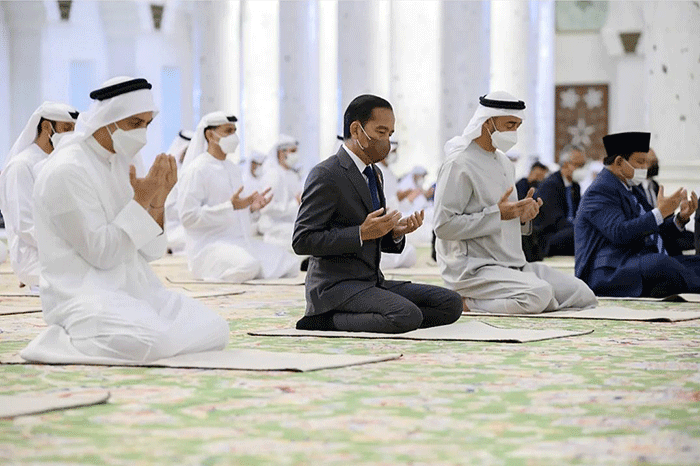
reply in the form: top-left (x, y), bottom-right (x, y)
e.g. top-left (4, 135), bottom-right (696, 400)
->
top-left (296, 314), bottom-right (335, 331)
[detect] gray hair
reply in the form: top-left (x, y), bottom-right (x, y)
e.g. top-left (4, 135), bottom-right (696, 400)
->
top-left (559, 144), bottom-right (585, 165)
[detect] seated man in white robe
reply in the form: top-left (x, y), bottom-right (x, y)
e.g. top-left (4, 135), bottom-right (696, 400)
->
top-left (433, 91), bottom-right (597, 314)
top-left (398, 165), bottom-right (435, 246)
top-left (0, 102), bottom-right (79, 290)
top-left (242, 149), bottom-right (267, 196)
top-left (177, 112), bottom-right (299, 283)
top-left (21, 77), bottom-right (229, 364)
top-left (378, 141), bottom-right (417, 269)
top-left (242, 149), bottom-right (268, 235)
top-left (258, 134), bottom-right (303, 247)
top-left (164, 130), bottom-right (193, 254)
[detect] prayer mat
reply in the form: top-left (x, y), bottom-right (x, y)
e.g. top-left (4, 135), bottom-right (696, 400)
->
top-left (243, 277), bottom-right (306, 286)
top-left (3, 338), bottom-right (401, 373)
top-left (249, 321), bottom-right (593, 343)
top-left (462, 306), bottom-right (700, 322)
top-left (0, 390), bottom-right (110, 419)
top-left (166, 276), bottom-right (306, 286)
top-left (599, 294), bottom-right (700, 303)
top-left (0, 305), bottom-right (41, 316)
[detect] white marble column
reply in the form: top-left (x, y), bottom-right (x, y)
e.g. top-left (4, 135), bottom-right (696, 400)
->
top-left (4, 2), bottom-right (46, 146)
top-left (490, 0), bottom-right (537, 174)
top-left (600, 1), bottom-right (646, 135)
top-left (440, 0), bottom-right (490, 159)
top-left (198, 0), bottom-right (241, 117)
top-left (643, 0), bottom-right (700, 191)
top-left (279, 0), bottom-right (320, 173)
top-left (337, 0), bottom-right (390, 108)
top-left (0, 6), bottom-right (12, 160)
top-left (100, 2), bottom-right (139, 77)
top-left (318, 0), bottom-right (339, 160)
top-left (241, 0), bottom-right (280, 159)
top-left (390, 0), bottom-right (441, 180)
top-left (534, 0), bottom-right (555, 165)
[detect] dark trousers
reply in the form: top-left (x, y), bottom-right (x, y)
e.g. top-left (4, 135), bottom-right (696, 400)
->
top-left (640, 254), bottom-right (700, 297)
top-left (332, 281), bottom-right (462, 333)
top-left (544, 226), bottom-right (575, 257)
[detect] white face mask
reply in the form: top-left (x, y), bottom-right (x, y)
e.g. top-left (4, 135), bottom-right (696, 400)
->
top-left (108, 126), bottom-right (147, 159)
top-left (215, 132), bottom-right (240, 155)
top-left (284, 152), bottom-right (300, 169)
top-left (50, 125), bottom-right (72, 149)
top-left (571, 166), bottom-right (587, 184)
top-left (488, 120), bottom-right (518, 152)
top-left (624, 159), bottom-right (647, 186)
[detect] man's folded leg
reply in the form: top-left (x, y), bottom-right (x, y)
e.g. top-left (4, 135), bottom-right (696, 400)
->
top-left (382, 281), bottom-right (463, 328)
top-left (296, 286), bottom-right (424, 334)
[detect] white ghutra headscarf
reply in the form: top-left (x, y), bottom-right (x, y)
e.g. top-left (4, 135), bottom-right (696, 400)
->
top-left (444, 91), bottom-right (526, 158)
top-left (56, 76), bottom-right (158, 151)
top-left (3, 102), bottom-right (79, 169)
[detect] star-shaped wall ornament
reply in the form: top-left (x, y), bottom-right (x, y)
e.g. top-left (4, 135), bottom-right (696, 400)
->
top-left (567, 118), bottom-right (595, 147)
top-left (559, 88), bottom-right (580, 109)
top-left (583, 88), bottom-right (603, 109)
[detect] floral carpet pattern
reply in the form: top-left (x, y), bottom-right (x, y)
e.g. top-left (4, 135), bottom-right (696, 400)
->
top-left (0, 252), bottom-right (699, 465)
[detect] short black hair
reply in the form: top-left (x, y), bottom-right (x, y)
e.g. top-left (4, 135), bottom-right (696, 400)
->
top-left (531, 161), bottom-right (548, 171)
top-left (603, 152), bottom-right (633, 166)
top-left (343, 94), bottom-right (393, 140)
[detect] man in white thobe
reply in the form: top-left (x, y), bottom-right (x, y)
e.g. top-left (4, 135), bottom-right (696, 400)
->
top-left (21, 77), bottom-right (229, 364)
top-left (0, 102), bottom-right (78, 289)
top-left (164, 130), bottom-right (193, 254)
top-left (177, 112), bottom-right (299, 283)
top-left (258, 134), bottom-right (303, 247)
top-left (378, 141), bottom-right (417, 269)
top-left (433, 91), bottom-right (597, 314)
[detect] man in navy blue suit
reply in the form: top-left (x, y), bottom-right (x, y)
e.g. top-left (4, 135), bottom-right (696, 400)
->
top-left (574, 132), bottom-right (700, 297)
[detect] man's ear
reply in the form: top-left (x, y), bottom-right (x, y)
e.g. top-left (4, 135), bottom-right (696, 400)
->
top-left (350, 121), bottom-right (361, 139)
top-left (41, 119), bottom-right (53, 136)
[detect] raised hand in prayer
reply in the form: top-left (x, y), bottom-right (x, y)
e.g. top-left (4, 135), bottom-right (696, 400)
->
top-left (392, 210), bottom-right (425, 239)
top-left (657, 186), bottom-right (685, 218)
top-left (230, 186), bottom-right (258, 211)
top-left (518, 188), bottom-right (543, 223)
top-left (251, 187), bottom-right (273, 213)
top-left (677, 190), bottom-right (698, 225)
top-left (360, 207), bottom-right (402, 241)
top-left (130, 153), bottom-right (173, 210)
top-left (149, 153), bottom-right (178, 208)
top-left (497, 187), bottom-right (539, 221)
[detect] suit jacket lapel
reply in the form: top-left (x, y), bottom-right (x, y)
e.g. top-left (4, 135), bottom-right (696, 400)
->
top-left (337, 147), bottom-right (374, 212)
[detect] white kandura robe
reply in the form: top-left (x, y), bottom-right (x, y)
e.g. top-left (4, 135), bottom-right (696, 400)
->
top-left (257, 162), bottom-right (302, 248)
top-left (177, 152), bottom-right (299, 283)
top-left (377, 162), bottom-right (417, 269)
top-left (164, 186), bottom-right (186, 254)
top-left (21, 137), bottom-right (229, 364)
top-left (433, 141), bottom-right (596, 314)
top-left (0, 143), bottom-right (49, 287)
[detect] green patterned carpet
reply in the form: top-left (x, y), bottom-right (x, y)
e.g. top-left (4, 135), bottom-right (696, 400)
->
top-left (1, 253), bottom-right (699, 465)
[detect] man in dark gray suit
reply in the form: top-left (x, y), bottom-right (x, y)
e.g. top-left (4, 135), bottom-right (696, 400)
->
top-left (292, 95), bottom-right (462, 333)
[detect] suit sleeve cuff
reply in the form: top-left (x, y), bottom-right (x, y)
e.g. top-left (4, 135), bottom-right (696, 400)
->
top-left (113, 200), bottom-right (163, 250)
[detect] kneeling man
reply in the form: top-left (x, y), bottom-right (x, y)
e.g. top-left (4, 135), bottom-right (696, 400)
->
top-left (22, 77), bottom-right (229, 363)
top-left (433, 91), bottom-right (597, 314)
top-left (293, 95), bottom-right (462, 333)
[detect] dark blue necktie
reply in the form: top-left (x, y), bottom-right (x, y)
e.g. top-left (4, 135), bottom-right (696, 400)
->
top-left (363, 165), bottom-right (381, 211)
top-left (566, 185), bottom-right (575, 222)
top-left (630, 192), bottom-right (666, 255)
